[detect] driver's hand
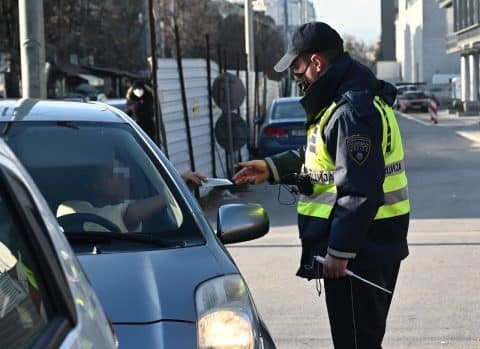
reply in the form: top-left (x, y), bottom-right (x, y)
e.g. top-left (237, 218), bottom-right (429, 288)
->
top-left (181, 171), bottom-right (207, 189)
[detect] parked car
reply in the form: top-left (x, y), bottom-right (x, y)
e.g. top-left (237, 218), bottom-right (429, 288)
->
top-left (396, 91), bottom-right (430, 113)
top-left (58, 92), bottom-right (107, 103)
top-left (0, 99), bottom-right (276, 348)
top-left (396, 84), bottom-right (419, 96)
top-left (258, 97), bottom-right (307, 157)
top-left (0, 138), bottom-right (118, 348)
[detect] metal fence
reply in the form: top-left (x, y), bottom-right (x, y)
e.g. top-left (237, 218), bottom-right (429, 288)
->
top-left (156, 58), bottom-right (280, 181)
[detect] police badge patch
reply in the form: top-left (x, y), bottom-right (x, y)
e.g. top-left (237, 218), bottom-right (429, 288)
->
top-left (346, 135), bottom-right (371, 165)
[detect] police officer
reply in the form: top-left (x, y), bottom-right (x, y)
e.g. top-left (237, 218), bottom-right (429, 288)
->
top-left (233, 22), bottom-right (409, 348)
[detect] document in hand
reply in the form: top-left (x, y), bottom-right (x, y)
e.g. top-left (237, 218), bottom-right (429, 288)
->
top-left (203, 178), bottom-right (233, 188)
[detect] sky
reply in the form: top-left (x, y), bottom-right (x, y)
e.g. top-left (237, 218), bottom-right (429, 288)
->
top-left (313, 0), bottom-right (381, 44)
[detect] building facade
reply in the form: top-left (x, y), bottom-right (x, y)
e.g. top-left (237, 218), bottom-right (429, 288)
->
top-left (380, 0), bottom-right (398, 60)
top-left (396, 0), bottom-right (459, 84)
top-left (437, 0), bottom-right (480, 111)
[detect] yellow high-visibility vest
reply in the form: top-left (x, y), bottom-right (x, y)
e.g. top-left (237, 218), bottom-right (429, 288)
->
top-left (297, 96), bottom-right (410, 220)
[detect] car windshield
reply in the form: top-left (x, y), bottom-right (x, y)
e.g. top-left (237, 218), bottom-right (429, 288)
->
top-left (0, 121), bottom-right (204, 248)
top-left (272, 100), bottom-right (306, 120)
top-left (404, 92), bottom-right (427, 99)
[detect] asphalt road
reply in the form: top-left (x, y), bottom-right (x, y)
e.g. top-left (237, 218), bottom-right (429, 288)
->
top-left (203, 112), bottom-right (480, 349)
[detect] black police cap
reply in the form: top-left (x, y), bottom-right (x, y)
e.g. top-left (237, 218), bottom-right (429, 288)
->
top-left (274, 21), bottom-right (343, 72)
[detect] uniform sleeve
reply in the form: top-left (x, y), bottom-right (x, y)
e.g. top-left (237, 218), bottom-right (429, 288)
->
top-left (264, 147), bottom-right (305, 184)
top-left (325, 106), bottom-right (385, 259)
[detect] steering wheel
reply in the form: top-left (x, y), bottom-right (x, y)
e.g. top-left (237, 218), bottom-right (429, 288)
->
top-left (57, 213), bottom-right (122, 233)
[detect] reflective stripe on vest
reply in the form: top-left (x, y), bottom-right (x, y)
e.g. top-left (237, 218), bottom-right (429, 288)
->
top-left (373, 97), bottom-right (410, 219)
top-left (297, 97), bottom-right (410, 220)
top-left (297, 103), bottom-right (338, 219)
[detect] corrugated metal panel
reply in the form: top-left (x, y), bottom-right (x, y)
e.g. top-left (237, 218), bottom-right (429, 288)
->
top-left (157, 59), bottom-right (221, 178)
top-left (156, 59), bottom-right (280, 188)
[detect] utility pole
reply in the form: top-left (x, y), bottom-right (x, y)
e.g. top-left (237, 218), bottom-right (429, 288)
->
top-left (283, 0), bottom-right (289, 49)
top-left (244, 0), bottom-right (255, 72)
top-left (283, 0), bottom-right (290, 97)
top-left (148, 0), bottom-right (169, 156)
top-left (18, 0), bottom-right (46, 98)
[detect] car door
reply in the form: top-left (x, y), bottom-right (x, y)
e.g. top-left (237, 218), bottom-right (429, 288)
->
top-left (0, 159), bottom-right (116, 349)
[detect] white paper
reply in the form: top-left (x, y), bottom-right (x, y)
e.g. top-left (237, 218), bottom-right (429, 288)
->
top-left (203, 177), bottom-right (233, 188)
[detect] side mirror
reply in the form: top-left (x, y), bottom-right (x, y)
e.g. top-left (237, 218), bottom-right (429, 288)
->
top-left (217, 203), bottom-right (269, 244)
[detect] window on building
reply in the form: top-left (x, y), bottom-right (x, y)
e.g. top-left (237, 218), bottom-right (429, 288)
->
top-left (474, 0), bottom-right (480, 24)
top-left (454, 0), bottom-right (474, 31)
top-left (454, 0), bottom-right (461, 32)
top-left (467, 0), bottom-right (471, 27)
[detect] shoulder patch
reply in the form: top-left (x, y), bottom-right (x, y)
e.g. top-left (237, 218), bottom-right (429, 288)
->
top-left (346, 135), bottom-right (371, 165)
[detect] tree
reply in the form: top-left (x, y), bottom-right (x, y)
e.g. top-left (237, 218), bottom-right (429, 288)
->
top-left (343, 35), bottom-right (378, 70)
top-left (0, 0), bottom-right (20, 96)
top-left (217, 12), bottom-right (284, 77)
top-left (44, 0), bottom-right (150, 72)
top-left (252, 12), bottom-right (284, 78)
top-left (157, 0), bottom-right (222, 59)
top-left (158, 0), bottom-right (284, 78)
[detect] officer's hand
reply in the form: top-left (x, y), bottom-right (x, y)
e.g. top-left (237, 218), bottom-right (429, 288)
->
top-left (233, 160), bottom-right (270, 185)
top-left (323, 254), bottom-right (348, 279)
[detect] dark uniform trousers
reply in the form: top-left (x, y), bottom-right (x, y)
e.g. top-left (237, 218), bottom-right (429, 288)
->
top-left (323, 262), bottom-right (400, 349)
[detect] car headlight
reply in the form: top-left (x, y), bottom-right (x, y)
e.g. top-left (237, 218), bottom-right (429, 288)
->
top-left (195, 274), bottom-right (259, 349)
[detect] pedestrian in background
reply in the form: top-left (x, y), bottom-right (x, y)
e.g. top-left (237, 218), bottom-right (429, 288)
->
top-left (429, 93), bottom-right (439, 124)
top-left (233, 22), bottom-right (410, 348)
top-left (126, 80), bottom-right (155, 139)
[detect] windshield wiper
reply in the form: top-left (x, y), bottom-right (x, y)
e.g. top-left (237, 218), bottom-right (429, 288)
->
top-left (66, 231), bottom-right (172, 248)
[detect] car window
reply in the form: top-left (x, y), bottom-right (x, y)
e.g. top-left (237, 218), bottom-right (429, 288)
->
top-left (0, 184), bottom-right (51, 348)
top-left (272, 101), bottom-right (306, 120)
top-left (1, 122), bottom-right (204, 248)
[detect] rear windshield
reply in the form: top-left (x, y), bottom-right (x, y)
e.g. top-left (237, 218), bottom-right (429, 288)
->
top-left (0, 121), bottom-right (204, 248)
top-left (272, 101), bottom-right (306, 120)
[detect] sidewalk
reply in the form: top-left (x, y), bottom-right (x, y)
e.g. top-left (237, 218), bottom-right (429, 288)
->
top-left (396, 109), bottom-right (480, 144)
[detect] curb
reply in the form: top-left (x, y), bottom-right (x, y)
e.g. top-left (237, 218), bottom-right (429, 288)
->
top-left (456, 131), bottom-right (480, 145)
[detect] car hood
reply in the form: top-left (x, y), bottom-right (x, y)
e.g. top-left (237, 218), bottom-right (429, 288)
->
top-left (77, 245), bottom-right (227, 323)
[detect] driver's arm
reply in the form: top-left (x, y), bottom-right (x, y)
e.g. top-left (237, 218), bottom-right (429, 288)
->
top-left (123, 196), bottom-right (166, 230)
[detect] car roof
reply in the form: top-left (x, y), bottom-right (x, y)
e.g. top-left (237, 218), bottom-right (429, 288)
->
top-left (0, 99), bottom-right (126, 123)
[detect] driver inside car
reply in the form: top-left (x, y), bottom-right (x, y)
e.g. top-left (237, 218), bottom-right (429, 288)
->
top-left (56, 160), bottom-right (166, 233)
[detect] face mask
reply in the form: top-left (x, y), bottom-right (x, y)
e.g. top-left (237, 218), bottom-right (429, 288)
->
top-left (292, 61), bottom-right (312, 93)
top-left (133, 88), bottom-right (144, 98)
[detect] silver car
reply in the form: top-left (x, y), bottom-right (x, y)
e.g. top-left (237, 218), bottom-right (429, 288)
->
top-left (0, 99), bottom-right (276, 348)
top-left (0, 139), bottom-right (117, 348)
